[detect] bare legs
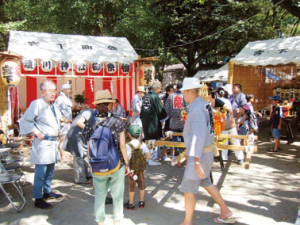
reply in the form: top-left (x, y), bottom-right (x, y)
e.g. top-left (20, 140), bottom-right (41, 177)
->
top-left (179, 185), bottom-right (232, 225)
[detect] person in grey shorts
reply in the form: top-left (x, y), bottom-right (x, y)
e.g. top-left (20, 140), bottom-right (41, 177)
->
top-left (179, 78), bottom-right (234, 225)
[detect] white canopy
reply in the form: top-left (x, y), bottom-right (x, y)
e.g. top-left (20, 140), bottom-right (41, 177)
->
top-left (8, 30), bottom-right (138, 63)
top-left (232, 36), bottom-right (300, 66)
top-left (194, 64), bottom-right (228, 83)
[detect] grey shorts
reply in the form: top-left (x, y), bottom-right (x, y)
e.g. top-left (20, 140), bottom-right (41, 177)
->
top-left (180, 176), bottom-right (212, 194)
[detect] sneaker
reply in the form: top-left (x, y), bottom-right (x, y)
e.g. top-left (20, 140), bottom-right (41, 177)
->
top-left (237, 160), bottom-right (243, 165)
top-left (148, 159), bottom-right (161, 166)
top-left (43, 192), bottom-right (63, 200)
top-left (124, 201), bottom-right (135, 210)
top-left (35, 198), bottom-right (53, 209)
top-left (138, 201), bottom-right (145, 208)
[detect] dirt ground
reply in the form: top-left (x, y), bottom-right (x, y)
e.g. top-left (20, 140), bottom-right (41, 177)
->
top-left (0, 126), bottom-right (299, 225)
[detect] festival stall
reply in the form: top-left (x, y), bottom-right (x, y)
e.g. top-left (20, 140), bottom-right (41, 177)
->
top-left (229, 36), bottom-right (300, 110)
top-left (194, 63), bottom-right (228, 88)
top-left (7, 30), bottom-right (143, 116)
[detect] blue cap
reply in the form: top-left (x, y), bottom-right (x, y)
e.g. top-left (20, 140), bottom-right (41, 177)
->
top-left (269, 95), bottom-right (280, 101)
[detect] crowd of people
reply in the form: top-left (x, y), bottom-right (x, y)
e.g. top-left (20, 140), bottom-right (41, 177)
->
top-left (19, 77), bottom-right (280, 225)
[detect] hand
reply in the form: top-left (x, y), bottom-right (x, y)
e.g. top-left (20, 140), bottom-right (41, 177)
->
top-left (34, 130), bottom-right (45, 141)
top-left (195, 162), bottom-right (206, 178)
top-left (278, 125), bottom-right (281, 130)
top-left (125, 164), bottom-right (130, 176)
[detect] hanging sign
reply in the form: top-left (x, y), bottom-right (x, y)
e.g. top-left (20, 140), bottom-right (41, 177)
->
top-left (40, 60), bottom-right (54, 72)
top-left (106, 62), bottom-right (117, 74)
top-left (76, 62), bottom-right (87, 73)
top-left (121, 63), bottom-right (131, 74)
top-left (91, 62), bottom-right (102, 73)
top-left (22, 59), bottom-right (36, 72)
top-left (139, 64), bottom-right (155, 86)
top-left (1, 59), bottom-right (21, 86)
top-left (58, 60), bottom-right (71, 73)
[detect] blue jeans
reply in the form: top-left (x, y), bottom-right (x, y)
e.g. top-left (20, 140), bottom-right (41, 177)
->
top-left (93, 166), bottom-right (125, 222)
top-left (33, 163), bottom-right (55, 199)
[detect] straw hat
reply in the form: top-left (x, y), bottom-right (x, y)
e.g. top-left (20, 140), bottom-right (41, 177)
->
top-left (180, 78), bottom-right (202, 91)
top-left (137, 86), bottom-right (146, 92)
top-left (92, 90), bottom-right (116, 105)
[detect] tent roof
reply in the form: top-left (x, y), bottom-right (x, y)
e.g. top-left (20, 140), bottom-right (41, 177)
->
top-left (7, 31), bottom-right (138, 63)
top-left (232, 36), bottom-right (300, 66)
top-left (194, 64), bottom-right (228, 83)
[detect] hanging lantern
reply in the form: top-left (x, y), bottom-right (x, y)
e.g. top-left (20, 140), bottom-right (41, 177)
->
top-left (106, 62), bottom-right (117, 74)
top-left (40, 60), bottom-right (54, 72)
top-left (121, 63), bottom-right (131, 74)
top-left (22, 59), bottom-right (36, 72)
top-left (76, 62), bottom-right (87, 73)
top-left (91, 62), bottom-right (102, 73)
top-left (139, 64), bottom-right (155, 86)
top-left (58, 60), bottom-right (71, 73)
top-left (1, 59), bottom-right (21, 86)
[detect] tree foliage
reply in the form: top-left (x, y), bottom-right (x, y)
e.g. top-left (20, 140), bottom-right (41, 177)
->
top-left (0, 0), bottom-right (299, 78)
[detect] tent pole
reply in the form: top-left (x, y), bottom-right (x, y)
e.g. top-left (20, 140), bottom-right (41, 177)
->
top-left (228, 61), bottom-right (234, 85)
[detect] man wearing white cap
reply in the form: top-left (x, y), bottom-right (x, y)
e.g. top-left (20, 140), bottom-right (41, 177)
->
top-left (179, 78), bottom-right (234, 225)
top-left (54, 83), bottom-right (73, 161)
top-left (131, 86), bottom-right (146, 126)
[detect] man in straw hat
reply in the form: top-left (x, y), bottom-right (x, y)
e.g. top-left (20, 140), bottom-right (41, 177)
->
top-left (54, 83), bottom-right (73, 161)
top-left (131, 86), bottom-right (146, 126)
top-left (179, 78), bottom-right (234, 225)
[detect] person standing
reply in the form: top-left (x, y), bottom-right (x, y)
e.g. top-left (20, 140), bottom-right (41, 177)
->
top-left (218, 85), bottom-right (244, 165)
top-left (54, 83), bottom-right (73, 161)
top-left (231, 84), bottom-right (247, 113)
top-left (163, 83), bottom-right (187, 160)
top-left (62, 108), bottom-right (94, 184)
top-left (20, 80), bottom-right (63, 209)
top-left (131, 86), bottom-right (146, 126)
top-left (140, 81), bottom-right (167, 165)
top-left (179, 78), bottom-right (234, 225)
top-left (113, 99), bottom-right (126, 118)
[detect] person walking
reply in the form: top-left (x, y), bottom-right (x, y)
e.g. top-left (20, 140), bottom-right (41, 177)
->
top-left (179, 78), bottom-right (234, 225)
top-left (20, 80), bottom-right (63, 209)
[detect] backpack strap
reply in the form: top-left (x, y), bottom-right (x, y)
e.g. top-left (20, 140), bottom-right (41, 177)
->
top-left (128, 141), bottom-right (142, 152)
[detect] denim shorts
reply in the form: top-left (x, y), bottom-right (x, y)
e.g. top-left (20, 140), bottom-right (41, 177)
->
top-left (272, 128), bottom-right (280, 139)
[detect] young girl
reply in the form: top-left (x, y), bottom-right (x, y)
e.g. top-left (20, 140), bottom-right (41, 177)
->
top-left (236, 104), bottom-right (250, 135)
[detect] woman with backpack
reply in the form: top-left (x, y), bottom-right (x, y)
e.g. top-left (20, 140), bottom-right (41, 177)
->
top-left (86, 90), bottom-right (129, 225)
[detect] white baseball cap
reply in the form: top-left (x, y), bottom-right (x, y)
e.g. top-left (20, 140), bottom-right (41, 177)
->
top-left (180, 78), bottom-right (202, 91)
top-left (62, 83), bottom-right (71, 90)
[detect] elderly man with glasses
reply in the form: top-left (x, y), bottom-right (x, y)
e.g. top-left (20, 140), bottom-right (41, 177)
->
top-left (20, 80), bottom-right (64, 210)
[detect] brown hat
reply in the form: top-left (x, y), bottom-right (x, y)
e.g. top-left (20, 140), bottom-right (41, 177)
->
top-left (92, 90), bottom-right (116, 105)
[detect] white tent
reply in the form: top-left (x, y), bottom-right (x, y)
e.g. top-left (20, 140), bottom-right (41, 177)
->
top-left (8, 30), bottom-right (138, 63)
top-left (231, 36), bottom-right (300, 66)
top-left (194, 64), bottom-right (228, 83)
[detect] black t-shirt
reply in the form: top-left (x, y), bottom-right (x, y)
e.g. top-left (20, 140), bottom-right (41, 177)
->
top-left (271, 106), bottom-right (283, 129)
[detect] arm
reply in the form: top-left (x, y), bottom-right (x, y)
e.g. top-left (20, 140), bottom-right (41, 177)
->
top-left (236, 115), bottom-right (246, 125)
top-left (76, 116), bottom-right (86, 129)
top-left (119, 131), bottom-right (129, 174)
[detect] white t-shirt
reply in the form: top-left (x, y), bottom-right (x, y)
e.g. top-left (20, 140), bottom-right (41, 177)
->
top-left (126, 139), bottom-right (150, 160)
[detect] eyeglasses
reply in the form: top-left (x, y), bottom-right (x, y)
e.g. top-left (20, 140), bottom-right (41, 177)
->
top-left (44, 89), bottom-right (57, 95)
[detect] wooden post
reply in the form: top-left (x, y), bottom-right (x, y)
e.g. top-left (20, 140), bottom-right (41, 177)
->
top-left (228, 61), bottom-right (234, 85)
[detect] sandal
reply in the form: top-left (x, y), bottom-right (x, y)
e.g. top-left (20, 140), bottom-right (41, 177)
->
top-left (214, 216), bottom-right (236, 224)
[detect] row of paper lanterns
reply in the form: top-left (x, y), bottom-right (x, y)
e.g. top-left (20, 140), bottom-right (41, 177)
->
top-left (22, 59), bottom-right (132, 74)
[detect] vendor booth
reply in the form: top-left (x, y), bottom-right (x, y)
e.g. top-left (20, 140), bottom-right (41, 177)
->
top-left (229, 36), bottom-right (300, 110)
top-left (194, 63), bottom-right (228, 88)
top-left (6, 30), bottom-right (142, 117)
